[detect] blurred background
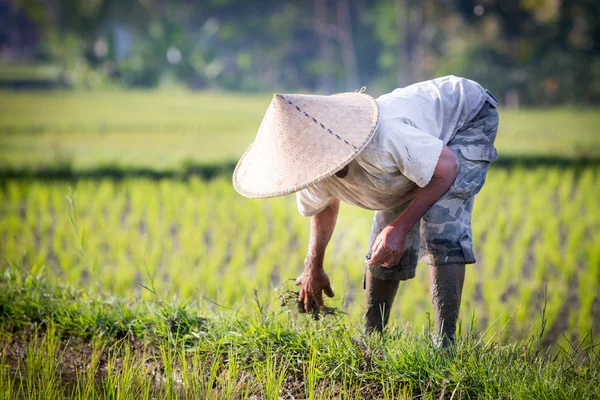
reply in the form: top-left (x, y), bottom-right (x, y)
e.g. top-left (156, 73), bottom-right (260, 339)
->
top-left (2, 0), bottom-right (600, 105)
top-left (0, 0), bottom-right (599, 346)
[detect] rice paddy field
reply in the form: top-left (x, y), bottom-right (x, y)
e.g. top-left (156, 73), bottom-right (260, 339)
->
top-left (0, 91), bottom-right (599, 399)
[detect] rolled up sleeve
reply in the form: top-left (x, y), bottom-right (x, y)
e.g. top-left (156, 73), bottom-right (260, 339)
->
top-left (387, 125), bottom-right (444, 187)
top-left (296, 184), bottom-right (333, 217)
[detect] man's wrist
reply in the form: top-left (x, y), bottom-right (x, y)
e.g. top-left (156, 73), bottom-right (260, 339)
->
top-left (305, 255), bottom-right (324, 271)
top-left (390, 217), bottom-right (413, 235)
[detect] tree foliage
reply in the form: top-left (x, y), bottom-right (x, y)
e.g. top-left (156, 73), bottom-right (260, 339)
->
top-left (6, 0), bottom-right (600, 105)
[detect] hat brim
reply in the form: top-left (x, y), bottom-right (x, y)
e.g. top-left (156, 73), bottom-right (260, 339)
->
top-left (233, 92), bottom-right (379, 198)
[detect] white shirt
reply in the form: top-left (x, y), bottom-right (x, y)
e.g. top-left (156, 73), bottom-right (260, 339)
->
top-left (297, 75), bottom-right (488, 215)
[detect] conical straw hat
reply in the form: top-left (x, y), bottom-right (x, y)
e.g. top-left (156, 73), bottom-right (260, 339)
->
top-left (233, 92), bottom-right (379, 198)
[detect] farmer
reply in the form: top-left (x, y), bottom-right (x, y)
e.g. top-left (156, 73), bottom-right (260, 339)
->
top-left (233, 75), bottom-right (499, 346)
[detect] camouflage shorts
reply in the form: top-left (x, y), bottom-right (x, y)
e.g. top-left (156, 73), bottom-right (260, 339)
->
top-left (367, 91), bottom-right (499, 281)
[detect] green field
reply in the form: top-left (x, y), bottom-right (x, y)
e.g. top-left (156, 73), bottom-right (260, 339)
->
top-left (1, 91), bottom-right (599, 174)
top-left (1, 91), bottom-right (599, 398)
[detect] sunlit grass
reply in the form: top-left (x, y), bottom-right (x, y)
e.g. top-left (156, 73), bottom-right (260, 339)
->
top-left (1, 272), bottom-right (598, 399)
top-left (1, 91), bottom-right (599, 398)
top-left (1, 91), bottom-right (599, 174)
top-left (1, 167), bottom-right (598, 344)
top-left (498, 108), bottom-right (600, 157)
top-left (0, 90), bottom-right (268, 172)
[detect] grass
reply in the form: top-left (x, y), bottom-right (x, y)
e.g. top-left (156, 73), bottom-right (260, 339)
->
top-left (0, 90), bottom-right (267, 173)
top-left (1, 270), bottom-right (599, 399)
top-left (0, 63), bottom-right (62, 82)
top-left (0, 91), bottom-right (599, 175)
top-left (1, 167), bottom-right (598, 345)
top-left (1, 90), bottom-right (599, 398)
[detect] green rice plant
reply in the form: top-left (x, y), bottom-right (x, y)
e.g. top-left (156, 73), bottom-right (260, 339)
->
top-left (252, 350), bottom-right (288, 400)
top-left (220, 347), bottom-right (239, 398)
top-left (303, 344), bottom-right (322, 400)
top-left (23, 324), bottom-right (64, 399)
top-left (0, 270), bottom-right (599, 399)
top-left (0, 362), bottom-right (19, 399)
top-left (1, 166), bottom-right (598, 344)
top-left (103, 339), bottom-right (153, 399)
top-left (1, 92), bottom-right (599, 397)
top-left (192, 347), bottom-right (223, 398)
top-left (71, 338), bottom-right (104, 399)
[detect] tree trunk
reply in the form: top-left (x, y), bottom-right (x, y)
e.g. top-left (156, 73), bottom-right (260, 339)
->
top-left (395, 0), bottom-right (426, 87)
top-left (412, 0), bottom-right (425, 82)
top-left (335, 0), bottom-right (360, 90)
top-left (394, 0), bottom-right (411, 87)
top-left (314, 0), bottom-right (335, 93)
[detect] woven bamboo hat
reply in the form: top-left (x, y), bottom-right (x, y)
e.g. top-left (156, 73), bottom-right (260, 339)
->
top-left (233, 91), bottom-right (379, 198)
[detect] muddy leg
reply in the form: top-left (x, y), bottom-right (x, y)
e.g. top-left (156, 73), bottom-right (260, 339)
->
top-left (428, 263), bottom-right (465, 347)
top-left (364, 268), bottom-right (400, 334)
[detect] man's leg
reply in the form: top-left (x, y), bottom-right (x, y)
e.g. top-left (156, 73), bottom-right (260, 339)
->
top-left (364, 268), bottom-right (400, 333)
top-left (364, 209), bottom-right (420, 334)
top-left (428, 263), bottom-right (465, 347)
top-left (423, 94), bottom-right (498, 347)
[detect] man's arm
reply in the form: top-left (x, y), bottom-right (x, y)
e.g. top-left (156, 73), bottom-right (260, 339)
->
top-left (369, 145), bottom-right (459, 267)
top-left (295, 197), bottom-right (340, 311)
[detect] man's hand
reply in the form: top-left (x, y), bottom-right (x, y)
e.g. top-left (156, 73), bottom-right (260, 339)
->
top-left (295, 260), bottom-right (335, 312)
top-left (367, 146), bottom-right (459, 269)
top-left (368, 224), bottom-right (407, 268)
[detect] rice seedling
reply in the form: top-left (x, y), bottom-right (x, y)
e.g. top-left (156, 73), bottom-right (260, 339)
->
top-left (1, 166), bottom-right (598, 344)
top-left (1, 91), bottom-right (598, 398)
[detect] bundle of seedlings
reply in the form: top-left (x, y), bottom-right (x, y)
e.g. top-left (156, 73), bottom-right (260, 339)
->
top-left (279, 289), bottom-right (340, 321)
